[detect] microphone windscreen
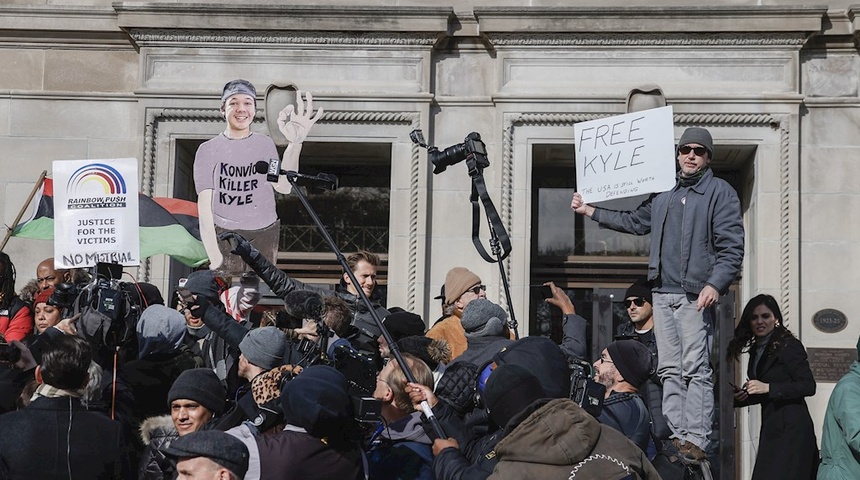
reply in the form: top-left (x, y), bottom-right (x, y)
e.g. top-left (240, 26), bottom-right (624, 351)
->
top-left (254, 161), bottom-right (269, 174)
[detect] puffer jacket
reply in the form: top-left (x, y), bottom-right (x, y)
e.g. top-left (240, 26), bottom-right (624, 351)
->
top-left (137, 415), bottom-right (178, 480)
top-left (487, 398), bottom-right (660, 480)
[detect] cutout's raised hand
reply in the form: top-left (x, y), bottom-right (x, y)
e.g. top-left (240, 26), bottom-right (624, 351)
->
top-left (277, 91), bottom-right (324, 145)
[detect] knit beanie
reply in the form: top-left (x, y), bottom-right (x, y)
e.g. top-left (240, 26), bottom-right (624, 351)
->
top-left (460, 298), bottom-right (507, 338)
top-left (624, 279), bottom-right (652, 305)
top-left (396, 336), bottom-right (452, 370)
top-left (606, 340), bottom-right (654, 389)
top-left (239, 327), bottom-right (286, 370)
top-left (167, 368), bottom-right (226, 415)
top-left (483, 364), bottom-right (545, 429)
top-left (677, 127), bottom-right (714, 160)
top-left (444, 267), bottom-right (482, 304)
top-left (183, 270), bottom-right (222, 305)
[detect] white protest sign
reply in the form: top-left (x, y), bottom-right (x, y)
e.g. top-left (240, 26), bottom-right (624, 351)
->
top-left (53, 158), bottom-right (140, 268)
top-left (574, 106), bottom-right (676, 203)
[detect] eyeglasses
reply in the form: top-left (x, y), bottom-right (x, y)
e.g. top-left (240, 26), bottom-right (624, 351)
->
top-left (599, 354), bottom-right (614, 364)
top-left (679, 145), bottom-right (707, 156)
top-left (623, 297), bottom-right (646, 308)
top-left (467, 285), bottom-right (486, 295)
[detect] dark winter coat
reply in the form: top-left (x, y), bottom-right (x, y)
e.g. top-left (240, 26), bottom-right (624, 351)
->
top-left (255, 427), bottom-right (364, 480)
top-left (121, 348), bottom-right (201, 424)
top-left (735, 332), bottom-right (819, 479)
top-left (0, 396), bottom-right (124, 479)
top-left (137, 415), bottom-right (178, 480)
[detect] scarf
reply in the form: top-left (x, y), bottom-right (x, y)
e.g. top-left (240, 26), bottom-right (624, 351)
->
top-left (678, 167), bottom-right (709, 188)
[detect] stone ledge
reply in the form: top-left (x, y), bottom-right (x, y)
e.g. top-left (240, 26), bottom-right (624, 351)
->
top-left (473, 6), bottom-right (827, 34)
top-left (115, 2), bottom-right (453, 32)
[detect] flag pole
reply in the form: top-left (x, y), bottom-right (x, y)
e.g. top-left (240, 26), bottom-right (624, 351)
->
top-left (0, 170), bottom-right (47, 253)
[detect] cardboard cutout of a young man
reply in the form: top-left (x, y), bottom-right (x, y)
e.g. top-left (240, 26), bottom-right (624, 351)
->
top-left (194, 79), bottom-right (322, 274)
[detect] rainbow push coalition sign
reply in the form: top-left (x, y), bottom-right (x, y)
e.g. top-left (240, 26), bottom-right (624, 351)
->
top-left (53, 158), bottom-right (140, 268)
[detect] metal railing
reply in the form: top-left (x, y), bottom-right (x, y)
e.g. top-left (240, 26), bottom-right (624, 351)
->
top-left (279, 224), bottom-right (389, 253)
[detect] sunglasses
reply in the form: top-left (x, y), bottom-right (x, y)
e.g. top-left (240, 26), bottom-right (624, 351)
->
top-left (467, 285), bottom-right (486, 295)
top-left (679, 145), bottom-right (708, 156)
top-left (623, 297), bottom-right (646, 308)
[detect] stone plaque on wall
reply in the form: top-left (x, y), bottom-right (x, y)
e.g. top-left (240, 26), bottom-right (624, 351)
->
top-left (807, 348), bottom-right (855, 383)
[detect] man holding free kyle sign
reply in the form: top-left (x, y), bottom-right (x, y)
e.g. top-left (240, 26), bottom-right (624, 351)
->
top-left (570, 127), bottom-right (744, 463)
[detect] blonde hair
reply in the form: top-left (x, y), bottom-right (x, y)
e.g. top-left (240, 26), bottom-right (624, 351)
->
top-left (384, 353), bottom-right (433, 413)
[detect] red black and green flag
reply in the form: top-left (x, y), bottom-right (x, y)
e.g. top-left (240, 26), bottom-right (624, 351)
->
top-left (12, 178), bottom-right (208, 267)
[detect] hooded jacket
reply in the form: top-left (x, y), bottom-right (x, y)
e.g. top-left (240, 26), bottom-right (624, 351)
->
top-left (819, 361), bottom-right (860, 480)
top-left (138, 415), bottom-right (178, 480)
top-left (487, 398), bottom-right (660, 480)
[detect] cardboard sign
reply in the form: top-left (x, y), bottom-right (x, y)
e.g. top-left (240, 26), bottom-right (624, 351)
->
top-left (574, 106), bottom-right (676, 203)
top-left (53, 158), bottom-right (140, 268)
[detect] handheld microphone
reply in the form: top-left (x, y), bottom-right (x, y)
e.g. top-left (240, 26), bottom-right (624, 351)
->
top-left (253, 161), bottom-right (339, 191)
top-left (265, 158), bottom-right (281, 182)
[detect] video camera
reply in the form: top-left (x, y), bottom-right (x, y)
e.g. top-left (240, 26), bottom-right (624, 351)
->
top-left (410, 130), bottom-right (488, 175)
top-left (569, 359), bottom-right (605, 417)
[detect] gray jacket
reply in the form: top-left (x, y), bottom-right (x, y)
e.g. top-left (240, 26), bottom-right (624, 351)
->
top-left (592, 169), bottom-right (744, 294)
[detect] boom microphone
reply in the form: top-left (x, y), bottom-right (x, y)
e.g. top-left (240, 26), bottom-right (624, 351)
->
top-left (254, 160), bottom-right (339, 191)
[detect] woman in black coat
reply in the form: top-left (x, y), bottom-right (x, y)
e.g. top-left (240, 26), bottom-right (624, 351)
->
top-left (727, 294), bottom-right (819, 479)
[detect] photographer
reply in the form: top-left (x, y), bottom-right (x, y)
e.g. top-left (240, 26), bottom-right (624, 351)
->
top-left (592, 340), bottom-right (654, 452)
top-left (407, 337), bottom-right (571, 480)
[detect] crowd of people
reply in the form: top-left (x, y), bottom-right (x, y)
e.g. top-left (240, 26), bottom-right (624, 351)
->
top-left (1, 89), bottom-right (859, 480)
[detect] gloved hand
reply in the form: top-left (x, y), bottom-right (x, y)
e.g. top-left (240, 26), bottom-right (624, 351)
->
top-left (218, 231), bottom-right (255, 258)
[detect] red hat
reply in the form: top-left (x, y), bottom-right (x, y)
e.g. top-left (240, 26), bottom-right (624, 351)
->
top-left (34, 287), bottom-right (54, 306)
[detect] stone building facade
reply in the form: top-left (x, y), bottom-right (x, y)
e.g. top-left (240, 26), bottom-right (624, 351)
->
top-left (2, 2), bottom-right (860, 476)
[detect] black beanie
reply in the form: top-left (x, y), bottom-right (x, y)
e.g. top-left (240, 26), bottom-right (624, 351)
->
top-left (606, 340), bottom-right (654, 389)
top-left (183, 270), bottom-right (221, 304)
top-left (167, 368), bottom-right (226, 415)
top-left (483, 364), bottom-right (545, 429)
top-left (383, 311), bottom-right (426, 342)
top-left (624, 279), bottom-right (652, 305)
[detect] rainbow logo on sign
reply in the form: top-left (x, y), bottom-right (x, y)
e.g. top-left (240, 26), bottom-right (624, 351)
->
top-left (67, 163), bottom-right (127, 196)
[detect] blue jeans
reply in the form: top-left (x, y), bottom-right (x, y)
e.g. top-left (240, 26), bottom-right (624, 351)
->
top-left (652, 292), bottom-right (714, 450)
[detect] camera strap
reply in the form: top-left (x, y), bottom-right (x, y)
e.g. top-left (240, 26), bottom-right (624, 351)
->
top-left (470, 169), bottom-right (512, 263)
